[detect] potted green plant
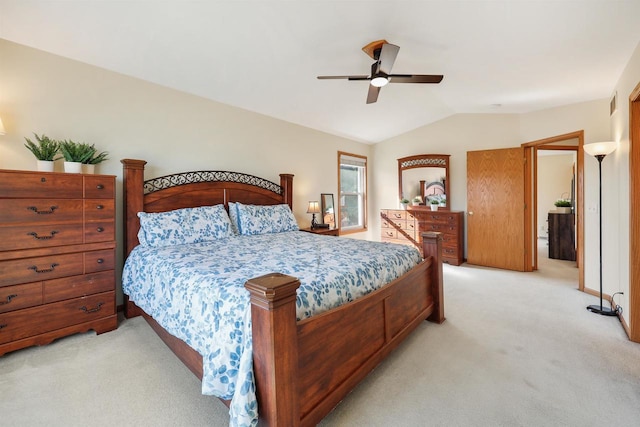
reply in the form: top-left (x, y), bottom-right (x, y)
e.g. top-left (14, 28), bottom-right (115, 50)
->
top-left (59, 140), bottom-right (95, 173)
top-left (23, 133), bottom-right (59, 172)
top-left (400, 198), bottom-right (410, 210)
top-left (554, 198), bottom-right (572, 213)
top-left (412, 195), bottom-right (422, 206)
top-left (83, 145), bottom-right (109, 174)
top-left (429, 198), bottom-right (440, 211)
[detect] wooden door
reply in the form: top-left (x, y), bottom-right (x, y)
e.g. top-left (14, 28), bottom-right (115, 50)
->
top-left (467, 147), bottom-right (526, 271)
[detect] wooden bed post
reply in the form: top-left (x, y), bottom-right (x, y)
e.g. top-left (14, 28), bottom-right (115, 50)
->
top-left (422, 231), bottom-right (445, 324)
top-left (280, 174), bottom-right (294, 209)
top-left (121, 159), bottom-right (147, 319)
top-left (121, 159), bottom-right (146, 257)
top-left (245, 273), bottom-right (301, 426)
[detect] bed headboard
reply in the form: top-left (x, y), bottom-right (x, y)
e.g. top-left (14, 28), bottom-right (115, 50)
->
top-left (121, 159), bottom-right (294, 257)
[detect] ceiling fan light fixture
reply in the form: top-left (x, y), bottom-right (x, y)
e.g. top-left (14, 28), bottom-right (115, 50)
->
top-left (371, 75), bottom-right (389, 87)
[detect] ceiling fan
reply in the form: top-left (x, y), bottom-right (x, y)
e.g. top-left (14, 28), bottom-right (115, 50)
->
top-left (317, 40), bottom-right (444, 104)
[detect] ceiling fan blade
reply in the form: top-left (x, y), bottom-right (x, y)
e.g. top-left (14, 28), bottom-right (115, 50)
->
top-left (378, 43), bottom-right (400, 74)
top-left (317, 75), bottom-right (369, 80)
top-left (388, 74), bottom-right (444, 84)
top-left (366, 84), bottom-right (380, 104)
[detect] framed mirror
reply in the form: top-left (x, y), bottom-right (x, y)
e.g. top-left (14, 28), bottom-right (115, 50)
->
top-left (321, 193), bottom-right (336, 228)
top-left (398, 154), bottom-right (450, 207)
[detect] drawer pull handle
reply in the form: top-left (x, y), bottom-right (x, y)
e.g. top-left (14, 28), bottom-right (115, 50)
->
top-left (0, 324), bottom-right (7, 330)
top-left (96, 258), bottom-right (104, 264)
top-left (393, 213), bottom-right (402, 218)
top-left (96, 184), bottom-right (104, 190)
top-left (96, 205), bottom-right (104, 210)
top-left (27, 206), bottom-right (58, 215)
top-left (79, 302), bottom-right (104, 314)
top-left (27, 230), bottom-right (58, 240)
top-left (28, 263), bottom-right (59, 274)
top-left (97, 227), bottom-right (104, 232)
top-left (0, 294), bottom-right (17, 305)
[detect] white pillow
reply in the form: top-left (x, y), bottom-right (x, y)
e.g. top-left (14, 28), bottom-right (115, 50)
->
top-left (235, 202), bottom-right (299, 235)
top-left (137, 204), bottom-right (233, 247)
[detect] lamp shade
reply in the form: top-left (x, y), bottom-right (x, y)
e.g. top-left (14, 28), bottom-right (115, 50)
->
top-left (307, 201), bottom-right (320, 214)
top-left (0, 116), bottom-right (5, 135)
top-left (583, 141), bottom-right (616, 157)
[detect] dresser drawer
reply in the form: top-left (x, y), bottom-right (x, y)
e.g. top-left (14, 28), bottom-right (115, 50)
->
top-left (381, 229), bottom-right (398, 240)
top-left (44, 270), bottom-right (114, 303)
top-left (85, 249), bottom-right (115, 273)
top-left (85, 199), bottom-right (115, 220)
top-left (0, 291), bottom-right (115, 344)
top-left (84, 221), bottom-right (115, 243)
top-left (0, 199), bottom-right (83, 224)
top-left (442, 248), bottom-right (460, 259)
top-left (84, 176), bottom-right (115, 199)
top-left (0, 282), bottom-right (43, 314)
top-left (0, 223), bottom-right (83, 251)
top-left (386, 210), bottom-right (406, 221)
top-left (422, 222), bottom-right (459, 236)
top-left (0, 253), bottom-right (84, 288)
top-left (0, 172), bottom-right (83, 198)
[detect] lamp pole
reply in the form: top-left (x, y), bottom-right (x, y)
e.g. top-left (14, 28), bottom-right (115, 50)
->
top-left (584, 142), bottom-right (617, 316)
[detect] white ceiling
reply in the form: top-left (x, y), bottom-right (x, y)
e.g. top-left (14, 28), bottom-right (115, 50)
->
top-left (1, 1), bottom-right (639, 143)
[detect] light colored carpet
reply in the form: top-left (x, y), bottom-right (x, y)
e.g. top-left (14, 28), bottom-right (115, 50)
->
top-left (2, 243), bottom-right (639, 426)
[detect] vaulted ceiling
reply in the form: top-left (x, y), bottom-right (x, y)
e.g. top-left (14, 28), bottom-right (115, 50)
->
top-left (1, 1), bottom-right (639, 143)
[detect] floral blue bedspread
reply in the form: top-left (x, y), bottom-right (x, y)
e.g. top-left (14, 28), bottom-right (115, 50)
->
top-left (122, 231), bottom-right (421, 426)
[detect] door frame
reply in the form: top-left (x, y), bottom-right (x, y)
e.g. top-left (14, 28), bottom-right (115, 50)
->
top-left (629, 82), bottom-right (640, 343)
top-left (522, 130), bottom-right (584, 290)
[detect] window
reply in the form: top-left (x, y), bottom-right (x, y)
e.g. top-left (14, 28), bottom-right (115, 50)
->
top-left (338, 151), bottom-right (367, 233)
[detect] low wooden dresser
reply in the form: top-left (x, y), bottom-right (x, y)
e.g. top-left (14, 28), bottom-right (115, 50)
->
top-left (381, 208), bottom-right (465, 265)
top-left (0, 169), bottom-right (117, 356)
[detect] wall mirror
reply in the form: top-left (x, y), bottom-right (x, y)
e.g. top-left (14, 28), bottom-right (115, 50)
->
top-left (321, 193), bottom-right (336, 228)
top-left (398, 154), bottom-right (450, 207)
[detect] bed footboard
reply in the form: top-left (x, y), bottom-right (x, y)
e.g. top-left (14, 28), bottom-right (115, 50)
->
top-left (245, 232), bottom-right (444, 426)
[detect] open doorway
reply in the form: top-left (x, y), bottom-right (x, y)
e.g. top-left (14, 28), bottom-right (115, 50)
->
top-left (522, 131), bottom-right (584, 291)
top-left (536, 148), bottom-right (579, 282)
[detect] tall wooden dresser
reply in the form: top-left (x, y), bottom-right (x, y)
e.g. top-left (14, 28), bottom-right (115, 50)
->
top-left (381, 208), bottom-right (465, 265)
top-left (0, 170), bottom-right (117, 356)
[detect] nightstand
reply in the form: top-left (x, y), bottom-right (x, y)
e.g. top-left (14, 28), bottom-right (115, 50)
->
top-left (300, 227), bottom-right (340, 236)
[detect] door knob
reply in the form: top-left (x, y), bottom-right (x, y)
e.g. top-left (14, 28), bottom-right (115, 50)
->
top-left (468, 211), bottom-right (474, 215)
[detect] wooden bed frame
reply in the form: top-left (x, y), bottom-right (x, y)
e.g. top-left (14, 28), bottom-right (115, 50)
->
top-left (121, 159), bottom-right (445, 426)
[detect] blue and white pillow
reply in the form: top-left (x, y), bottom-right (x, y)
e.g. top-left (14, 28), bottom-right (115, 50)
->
top-left (235, 202), bottom-right (299, 235)
top-left (137, 204), bottom-right (233, 247)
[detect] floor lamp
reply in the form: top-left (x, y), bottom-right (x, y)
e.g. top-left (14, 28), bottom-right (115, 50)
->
top-left (583, 141), bottom-right (618, 316)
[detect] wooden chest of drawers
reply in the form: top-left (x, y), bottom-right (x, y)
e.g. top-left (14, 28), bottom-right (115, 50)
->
top-left (0, 169), bottom-right (117, 355)
top-left (381, 208), bottom-right (465, 265)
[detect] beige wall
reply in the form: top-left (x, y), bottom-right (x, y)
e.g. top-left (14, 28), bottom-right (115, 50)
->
top-left (0, 39), bottom-right (370, 303)
top-left (607, 41), bottom-right (640, 331)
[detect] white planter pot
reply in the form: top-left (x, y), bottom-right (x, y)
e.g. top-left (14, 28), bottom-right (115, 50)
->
top-left (400, 203), bottom-right (408, 210)
top-left (83, 164), bottom-right (95, 174)
top-left (36, 160), bottom-right (54, 172)
top-left (64, 161), bottom-right (83, 173)
top-left (556, 207), bottom-right (571, 213)
top-left (430, 204), bottom-right (439, 211)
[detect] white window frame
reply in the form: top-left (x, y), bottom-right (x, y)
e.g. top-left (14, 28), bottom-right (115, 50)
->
top-left (338, 151), bottom-right (367, 234)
